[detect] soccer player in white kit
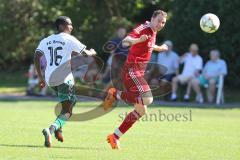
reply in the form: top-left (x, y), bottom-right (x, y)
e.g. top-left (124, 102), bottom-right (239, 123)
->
top-left (34, 16), bottom-right (96, 147)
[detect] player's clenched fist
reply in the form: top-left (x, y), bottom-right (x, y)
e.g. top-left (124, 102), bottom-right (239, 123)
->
top-left (159, 44), bottom-right (168, 51)
top-left (152, 43), bottom-right (169, 52)
top-left (139, 34), bottom-right (149, 43)
top-left (89, 48), bottom-right (97, 56)
top-left (39, 79), bottom-right (46, 88)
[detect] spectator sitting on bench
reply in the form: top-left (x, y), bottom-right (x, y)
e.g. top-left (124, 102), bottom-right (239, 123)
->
top-left (150, 40), bottom-right (179, 98)
top-left (192, 49), bottom-right (227, 103)
top-left (170, 43), bottom-right (203, 101)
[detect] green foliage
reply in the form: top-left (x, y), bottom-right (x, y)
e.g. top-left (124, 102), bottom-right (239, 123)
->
top-left (0, 0), bottom-right (62, 69)
top-left (0, 0), bottom-right (136, 67)
top-left (0, 0), bottom-right (239, 87)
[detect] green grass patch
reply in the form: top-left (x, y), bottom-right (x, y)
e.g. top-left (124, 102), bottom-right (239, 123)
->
top-left (0, 101), bottom-right (239, 160)
top-left (0, 70), bottom-right (27, 94)
top-left (0, 71), bottom-right (27, 87)
top-left (0, 86), bottom-right (26, 94)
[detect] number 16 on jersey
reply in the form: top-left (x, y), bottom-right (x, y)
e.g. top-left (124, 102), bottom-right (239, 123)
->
top-left (48, 46), bottom-right (63, 66)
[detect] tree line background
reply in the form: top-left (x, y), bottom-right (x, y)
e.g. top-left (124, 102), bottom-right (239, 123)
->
top-left (0, 0), bottom-right (239, 87)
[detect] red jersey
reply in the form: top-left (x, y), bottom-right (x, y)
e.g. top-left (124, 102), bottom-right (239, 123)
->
top-left (126, 21), bottom-right (156, 63)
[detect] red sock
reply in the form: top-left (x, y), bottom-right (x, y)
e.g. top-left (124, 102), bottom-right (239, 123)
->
top-left (114, 110), bottom-right (142, 139)
top-left (118, 91), bottom-right (143, 104)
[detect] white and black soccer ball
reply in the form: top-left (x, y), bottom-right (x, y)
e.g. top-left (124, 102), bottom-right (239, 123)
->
top-left (200, 13), bottom-right (220, 33)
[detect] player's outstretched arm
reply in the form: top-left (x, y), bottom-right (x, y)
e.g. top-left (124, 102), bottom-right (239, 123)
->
top-left (122, 35), bottom-right (149, 47)
top-left (82, 48), bottom-right (97, 56)
top-left (34, 51), bottom-right (45, 88)
top-left (153, 44), bottom-right (168, 52)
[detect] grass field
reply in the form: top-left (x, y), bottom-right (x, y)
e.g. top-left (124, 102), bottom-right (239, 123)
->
top-left (0, 100), bottom-right (239, 160)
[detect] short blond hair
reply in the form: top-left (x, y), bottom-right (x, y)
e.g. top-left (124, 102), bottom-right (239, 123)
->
top-left (152, 10), bottom-right (167, 18)
top-left (189, 43), bottom-right (199, 51)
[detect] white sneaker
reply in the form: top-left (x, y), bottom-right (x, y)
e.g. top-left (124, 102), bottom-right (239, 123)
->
top-left (196, 95), bottom-right (204, 104)
top-left (42, 128), bottom-right (52, 147)
top-left (170, 94), bottom-right (177, 101)
top-left (184, 94), bottom-right (190, 101)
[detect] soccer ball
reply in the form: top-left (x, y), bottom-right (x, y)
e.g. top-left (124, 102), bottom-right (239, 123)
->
top-left (200, 13), bottom-right (220, 33)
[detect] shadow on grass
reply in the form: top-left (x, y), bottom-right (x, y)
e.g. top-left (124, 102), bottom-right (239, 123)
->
top-left (0, 93), bottom-right (240, 110)
top-left (0, 143), bottom-right (105, 150)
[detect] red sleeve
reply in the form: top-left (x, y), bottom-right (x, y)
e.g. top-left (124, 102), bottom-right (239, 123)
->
top-left (128, 24), bottom-right (142, 38)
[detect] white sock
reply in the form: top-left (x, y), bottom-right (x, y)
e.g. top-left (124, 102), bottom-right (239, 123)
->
top-left (116, 91), bottom-right (122, 100)
top-left (114, 128), bottom-right (123, 138)
top-left (171, 93), bottom-right (177, 99)
top-left (184, 94), bottom-right (189, 99)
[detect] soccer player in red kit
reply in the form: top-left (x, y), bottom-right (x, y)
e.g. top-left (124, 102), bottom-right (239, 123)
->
top-left (103, 10), bottom-right (168, 149)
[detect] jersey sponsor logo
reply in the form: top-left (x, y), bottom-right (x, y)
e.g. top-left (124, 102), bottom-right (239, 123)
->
top-left (47, 40), bottom-right (65, 46)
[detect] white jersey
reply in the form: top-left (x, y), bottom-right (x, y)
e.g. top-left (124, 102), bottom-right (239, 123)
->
top-left (181, 53), bottom-right (203, 76)
top-left (35, 32), bottom-right (86, 86)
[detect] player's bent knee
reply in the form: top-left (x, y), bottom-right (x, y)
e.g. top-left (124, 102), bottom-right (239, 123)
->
top-left (172, 77), bottom-right (178, 83)
top-left (141, 91), bottom-right (153, 105)
top-left (142, 97), bottom-right (153, 105)
top-left (209, 79), bottom-right (216, 85)
top-left (192, 79), bottom-right (199, 85)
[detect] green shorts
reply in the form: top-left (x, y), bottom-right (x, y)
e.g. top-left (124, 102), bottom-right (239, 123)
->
top-left (51, 81), bottom-right (77, 105)
top-left (198, 75), bottom-right (219, 87)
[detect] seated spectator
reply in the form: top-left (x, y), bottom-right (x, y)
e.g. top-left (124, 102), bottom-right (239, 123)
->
top-left (151, 40), bottom-right (179, 83)
top-left (101, 27), bottom-right (128, 90)
top-left (72, 55), bottom-right (101, 96)
top-left (101, 53), bottom-right (113, 86)
top-left (171, 43), bottom-right (203, 101)
top-left (192, 49), bottom-right (227, 103)
top-left (26, 64), bottom-right (39, 95)
top-left (145, 53), bottom-right (157, 83)
top-left (150, 40), bottom-right (179, 98)
top-left (26, 55), bottom-right (48, 96)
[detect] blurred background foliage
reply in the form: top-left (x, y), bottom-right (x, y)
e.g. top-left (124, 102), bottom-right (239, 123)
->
top-left (0, 0), bottom-right (239, 87)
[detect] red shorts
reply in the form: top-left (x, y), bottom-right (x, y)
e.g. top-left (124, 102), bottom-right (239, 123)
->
top-left (122, 63), bottom-right (150, 94)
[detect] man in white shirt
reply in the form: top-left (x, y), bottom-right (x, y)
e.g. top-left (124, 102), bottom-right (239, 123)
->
top-left (171, 43), bottom-right (203, 101)
top-left (192, 49), bottom-right (227, 103)
top-left (34, 16), bottom-right (96, 147)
